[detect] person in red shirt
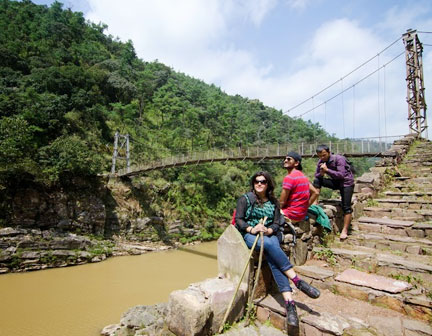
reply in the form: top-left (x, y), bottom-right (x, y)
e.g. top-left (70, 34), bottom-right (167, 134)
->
top-left (280, 152), bottom-right (318, 223)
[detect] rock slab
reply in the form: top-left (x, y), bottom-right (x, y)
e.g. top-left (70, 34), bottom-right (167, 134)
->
top-left (217, 225), bottom-right (252, 287)
top-left (335, 269), bottom-right (412, 293)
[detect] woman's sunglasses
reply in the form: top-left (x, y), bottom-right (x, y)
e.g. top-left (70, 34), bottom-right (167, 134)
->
top-left (254, 179), bottom-right (268, 185)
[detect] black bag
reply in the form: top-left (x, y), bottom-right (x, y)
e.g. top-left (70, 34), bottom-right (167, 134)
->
top-left (346, 159), bottom-right (356, 174)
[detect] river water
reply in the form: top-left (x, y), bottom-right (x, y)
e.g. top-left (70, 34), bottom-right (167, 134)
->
top-left (0, 241), bottom-right (217, 336)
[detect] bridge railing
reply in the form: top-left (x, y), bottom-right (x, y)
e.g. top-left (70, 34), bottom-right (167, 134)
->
top-left (117, 135), bottom-right (404, 176)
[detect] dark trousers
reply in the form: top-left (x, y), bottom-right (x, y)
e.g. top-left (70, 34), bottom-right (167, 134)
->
top-left (313, 177), bottom-right (354, 214)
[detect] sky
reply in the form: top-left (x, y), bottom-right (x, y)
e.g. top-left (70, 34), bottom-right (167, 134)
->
top-left (32, 0), bottom-right (432, 140)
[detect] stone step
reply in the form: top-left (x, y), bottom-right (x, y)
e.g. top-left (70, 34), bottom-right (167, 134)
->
top-left (363, 207), bottom-right (432, 221)
top-left (256, 272), bottom-right (432, 332)
top-left (404, 160), bottom-right (432, 165)
top-left (354, 218), bottom-right (432, 238)
top-left (356, 217), bottom-right (415, 236)
top-left (384, 191), bottom-right (432, 198)
top-left (410, 177), bottom-right (432, 184)
top-left (349, 231), bottom-right (432, 255)
top-left (392, 184), bottom-right (432, 192)
top-left (312, 246), bottom-right (432, 290)
top-left (407, 153), bottom-right (432, 157)
top-left (357, 216), bottom-right (415, 227)
top-left (374, 198), bottom-right (432, 210)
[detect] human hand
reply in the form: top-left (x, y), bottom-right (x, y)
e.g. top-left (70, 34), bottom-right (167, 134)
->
top-left (320, 162), bottom-right (328, 174)
top-left (254, 223), bottom-right (268, 233)
top-left (264, 228), bottom-right (273, 236)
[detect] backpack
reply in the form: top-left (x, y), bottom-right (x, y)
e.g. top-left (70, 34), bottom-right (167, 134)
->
top-left (336, 154), bottom-right (356, 175)
top-left (346, 158), bottom-right (356, 175)
top-left (231, 192), bottom-right (256, 225)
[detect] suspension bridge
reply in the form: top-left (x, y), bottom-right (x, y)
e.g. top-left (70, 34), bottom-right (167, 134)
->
top-left (111, 29), bottom-right (429, 177)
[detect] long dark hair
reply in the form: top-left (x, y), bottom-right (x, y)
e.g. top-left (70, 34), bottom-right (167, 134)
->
top-left (250, 171), bottom-right (278, 205)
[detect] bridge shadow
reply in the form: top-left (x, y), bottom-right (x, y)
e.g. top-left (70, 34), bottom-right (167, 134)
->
top-left (114, 175), bottom-right (176, 246)
top-left (103, 179), bottom-right (121, 239)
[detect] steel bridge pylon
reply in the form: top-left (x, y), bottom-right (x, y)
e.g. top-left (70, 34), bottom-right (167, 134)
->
top-left (111, 131), bottom-right (130, 175)
top-left (403, 29), bottom-right (428, 138)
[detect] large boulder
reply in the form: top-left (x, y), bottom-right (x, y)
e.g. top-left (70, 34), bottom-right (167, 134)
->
top-left (217, 225), bottom-right (252, 287)
top-left (167, 277), bottom-right (247, 336)
top-left (167, 286), bottom-right (212, 336)
top-left (199, 278), bottom-right (247, 334)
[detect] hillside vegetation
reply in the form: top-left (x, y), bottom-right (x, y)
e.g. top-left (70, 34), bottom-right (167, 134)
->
top-left (1, 0), bottom-right (364, 236)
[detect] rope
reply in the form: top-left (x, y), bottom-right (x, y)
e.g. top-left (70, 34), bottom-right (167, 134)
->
top-left (384, 65), bottom-right (387, 138)
top-left (245, 218), bottom-right (267, 325)
top-left (341, 79), bottom-right (345, 138)
top-left (295, 51), bottom-right (404, 117)
top-left (377, 54), bottom-right (381, 139)
top-left (352, 86), bottom-right (355, 138)
top-left (286, 36), bottom-right (402, 114)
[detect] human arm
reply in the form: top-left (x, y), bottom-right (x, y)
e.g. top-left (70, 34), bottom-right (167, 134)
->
top-left (279, 188), bottom-right (291, 209)
top-left (234, 195), bottom-right (250, 233)
top-left (324, 155), bottom-right (347, 180)
top-left (280, 174), bottom-right (294, 209)
top-left (265, 203), bottom-right (282, 236)
top-left (308, 182), bottom-right (319, 206)
top-left (314, 160), bottom-right (324, 178)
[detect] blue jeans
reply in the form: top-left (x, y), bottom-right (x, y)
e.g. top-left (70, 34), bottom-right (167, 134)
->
top-left (243, 233), bottom-right (293, 293)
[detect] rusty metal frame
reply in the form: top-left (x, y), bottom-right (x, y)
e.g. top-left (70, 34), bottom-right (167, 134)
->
top-left (403, 29), bottom-right (428, 138)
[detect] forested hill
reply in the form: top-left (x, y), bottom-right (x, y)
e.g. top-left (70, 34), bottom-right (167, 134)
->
top-left (0, 0), bottom-right (330, 186)
top-left (0, 0), bottom-right (336, 232)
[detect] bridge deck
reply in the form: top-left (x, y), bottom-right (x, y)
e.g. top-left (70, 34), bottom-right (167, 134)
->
top-left (119, 151), bottom-right (396, 177)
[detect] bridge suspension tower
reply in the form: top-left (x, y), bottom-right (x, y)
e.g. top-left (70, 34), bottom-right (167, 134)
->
top-left (111, 131), bottom-right (130, 174)
top-left (403, 29), bottom-right (428, 138)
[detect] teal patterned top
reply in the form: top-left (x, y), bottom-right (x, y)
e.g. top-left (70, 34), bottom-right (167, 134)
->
top-left (245, 199), bottom-right (275, 227)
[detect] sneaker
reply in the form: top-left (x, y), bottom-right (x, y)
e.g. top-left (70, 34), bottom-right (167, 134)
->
top-left (297, 279), bottom-right (320, 298)
top-left (285, 302), bottom-right (299, 327)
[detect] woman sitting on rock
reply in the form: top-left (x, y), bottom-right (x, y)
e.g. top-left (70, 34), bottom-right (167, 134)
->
top-left (235, 171), bottom-right (320, 328)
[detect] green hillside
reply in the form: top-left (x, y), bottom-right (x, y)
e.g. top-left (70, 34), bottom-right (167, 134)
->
top-left (0, 0), bottom-right (337, 234)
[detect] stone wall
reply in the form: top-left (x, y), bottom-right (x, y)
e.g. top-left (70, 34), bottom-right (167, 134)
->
top-left (279, 134), bottom-right (418, 267)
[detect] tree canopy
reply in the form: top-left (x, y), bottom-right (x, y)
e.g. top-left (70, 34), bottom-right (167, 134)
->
top-left (0, 0), bottom-right (353, 231)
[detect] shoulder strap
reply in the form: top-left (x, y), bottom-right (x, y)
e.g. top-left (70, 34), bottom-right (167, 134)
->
top-left (244, 192), bottom-right (256, 221)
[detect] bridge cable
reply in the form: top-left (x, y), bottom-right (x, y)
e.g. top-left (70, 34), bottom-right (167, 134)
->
top-left (296, 51), bottom-right (404, 118)
top-left (384, 64), bottom-right (387, 139)
top-left (285, 36), bottom-right (402, 114)
top-left (341, 79), bottom-right (345, 138)
top-left (377, 54), bottom-right (381, 139)
top-left (324, 102), bottom-right (327, 131)
top-left (352, 86), bottom-right (355, 138)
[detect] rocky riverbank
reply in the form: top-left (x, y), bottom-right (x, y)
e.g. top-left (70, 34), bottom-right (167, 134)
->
top-left (0, 173), bottom-right (216, 274)
top-left (0, 226), bottom-right (175, 273)
top-left (101, 303), bottom-right (287, 336)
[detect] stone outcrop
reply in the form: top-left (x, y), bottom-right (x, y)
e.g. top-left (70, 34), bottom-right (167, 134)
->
top-left (102, 135), bottom-right (432, 336)
top-left (101, 304), bottom-right (172, 336)
top-left (217, 225), bottom-right (252, 287)
top-left (167, 278), bottom-right (246, 336)
top-left (0, 226), bottom-right (172, 273)
top-left (166, 226), bottom-right (251, 335)
top-left (254, 136), bottom-right (432, 334)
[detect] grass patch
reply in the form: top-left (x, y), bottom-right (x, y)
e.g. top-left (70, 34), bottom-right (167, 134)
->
top-left (314, 247), bottom-right (337, 266)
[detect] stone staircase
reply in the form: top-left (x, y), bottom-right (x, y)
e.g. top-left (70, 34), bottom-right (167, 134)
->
top-left (255, 139), bottom-right (432, 335)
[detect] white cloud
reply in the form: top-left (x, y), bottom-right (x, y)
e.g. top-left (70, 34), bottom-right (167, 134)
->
top-left (242, 0), bottom-right (278, 25)
top-left (85, 0), bottom-right (278, 93)
top-left (83, 0), bottom-right (431, 139)
top-left (285, 0), bottom-right (312, 11)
